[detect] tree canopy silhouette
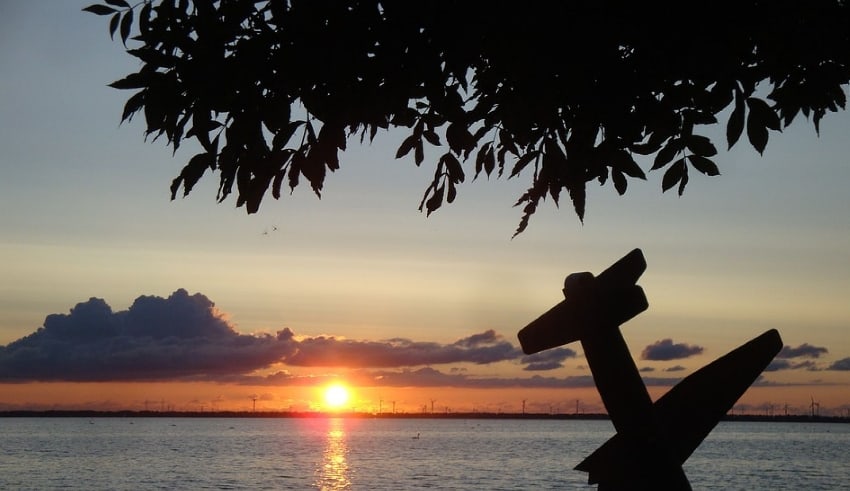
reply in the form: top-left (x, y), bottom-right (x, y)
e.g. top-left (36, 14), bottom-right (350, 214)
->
top-left (85, 0), bottom-right (850, 235)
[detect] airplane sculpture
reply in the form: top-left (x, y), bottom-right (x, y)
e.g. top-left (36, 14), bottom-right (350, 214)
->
top-left (518, 249), bottom-right (782, 490)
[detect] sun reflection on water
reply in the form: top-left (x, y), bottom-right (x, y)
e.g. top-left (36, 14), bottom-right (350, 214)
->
top-left (315, 418), bottom-right (351, 490)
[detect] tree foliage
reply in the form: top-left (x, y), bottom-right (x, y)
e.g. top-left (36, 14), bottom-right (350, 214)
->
top-left (85, 0), bottom-right (850, 235)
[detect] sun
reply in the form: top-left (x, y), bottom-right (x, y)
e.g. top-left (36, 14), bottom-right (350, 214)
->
top-left (323, 383), bottom-right (350, 410)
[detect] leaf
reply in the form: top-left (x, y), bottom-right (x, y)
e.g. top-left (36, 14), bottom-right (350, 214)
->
top-left (108, 72), bottom-right (150, 90)
top-left (105, 0), bottom-right (130, 7)
top-left (567, 180), bottom-right (586, 222)
top-left (727, 93), bottom-right (745, 149)
top-left (120, 9), bottom-right (134, 46)
top-left (424, 185), bottom-right (444, 216)
top-left (746, 104), bottom-right (769, 155)
top-left (395, 134), bottom-right (418, 159)
top-left (120, 90), bottom-right (145, 122)
top-left (688, 155), bottom-right (720, 176)
top-left (109, 12), bottom-right (120, 40)
top-left (612, 150), bottom-right (646, 179)
top-left (747, 97), bottom-right (781, 130)
top-left (474, 143), bottom-right (490, 178)
top-left (685, 135), bottom-right (717, 157)
top-left (272, 121), bottom-right (304, 151)
top-left (612, 169), bottom-right (627, 195)
top-left (662, 158), bottom-right (686, 193)
top-left (414, 139), bottom-right (424, 166)
top-left (446, 181), bottom-right (457, 203)
top-left (677, 166), bottom-right (689, 196)
top-left (442, 152), bottom-right (465, 183)
top-left (423, 129), bottom-right (441, 146)
top-left (483, 146), bottom-right (495, 176)
top-left (445, 122), bottom-right (474, 156)
top-left (170, 152), bottom-right (213, 198)
top-left (509, 150), bottom-right (539, 178)
top-left (652, 138), bottom-right (681, 170)
top-left (83, 4), bottom-right (117, 16)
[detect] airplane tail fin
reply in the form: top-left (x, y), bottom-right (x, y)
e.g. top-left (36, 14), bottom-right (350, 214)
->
top-left (576, 329), bottom-right (783, 486)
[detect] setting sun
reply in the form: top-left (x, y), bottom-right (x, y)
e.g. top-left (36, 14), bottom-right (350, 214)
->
top-left (323, 384), bottom-right (350, 410)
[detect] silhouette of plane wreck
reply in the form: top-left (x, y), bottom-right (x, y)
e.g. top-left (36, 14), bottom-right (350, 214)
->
top-left (518, 249), bottom-right (782, 490)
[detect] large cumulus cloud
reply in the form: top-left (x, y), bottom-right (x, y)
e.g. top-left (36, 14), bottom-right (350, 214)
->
top-left (0, 289), bottom-right (297, 382)
top-left (0, 291), bottom-right (527, 382)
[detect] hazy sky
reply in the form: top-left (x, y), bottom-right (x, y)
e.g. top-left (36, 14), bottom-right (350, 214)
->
top-left (1, 1), bottom-right (849, 415)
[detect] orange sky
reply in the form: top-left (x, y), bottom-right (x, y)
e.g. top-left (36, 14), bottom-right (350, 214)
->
top-left (1, 381), bottom-right (845, 417)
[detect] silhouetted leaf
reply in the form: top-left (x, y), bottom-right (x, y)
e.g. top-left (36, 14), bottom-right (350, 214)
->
top-left (688, 155), bottom-right (720, 176)
top-left (120, 90), bottom-right (145, 122)
top-left (746, 99), bottom-right (770, 155)
top-left (83, 4), bottom-right (117, 16)
top-left (395, 134), bottom-right (418, 159)
top-left (612, 169), bottom-right (627, 195)
top-left (652, 139), bottom-right (682, 170)
top-left (423, 129), bottom-right (441, 146)
top-left (442, 152), bottom-right (465, 183)
top-left (747, 97), bottom-right (781, 130)
top-left (685, 135), bottom-right (717, 157)
top-left (109, 12), bottom-right (120, 40)
top-left (272, 121), bottom-right (304, 151)
top-left (445, 122), bottom-right (474, 157)
top-left (120, 9), bottom-right (134, 46)
top-left (677, 165), bottom-right (689, 196)
top-left (108, 72), bottom-right (150, 90)
top-left (414, 139), bottom-right (424, 166)
top-left (567, 181), bottom-right (586, 222)
top-left (446, 181), bottom-right (457, 203)
top-left (424, 185), bottom-right (444, 216)
top-left (171, 152), bottom-right (213, 199)
top-left (727, 92), bottom-right (745, 149)
top-left (509, 151), bottom-right (539, 178)
top-left (104, 0), bottom-right (130, 7)
top-left (662, 158), bottom-right (686, 193)
top-left (612, 150), bottom-right (646, 179)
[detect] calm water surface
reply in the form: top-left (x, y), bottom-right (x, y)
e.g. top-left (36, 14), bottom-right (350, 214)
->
top-left (1, 417), bottom-right (847, 489)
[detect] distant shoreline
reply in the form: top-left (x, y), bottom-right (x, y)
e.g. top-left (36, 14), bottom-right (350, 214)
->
top-left (1, 410), bottom-right (847, 423)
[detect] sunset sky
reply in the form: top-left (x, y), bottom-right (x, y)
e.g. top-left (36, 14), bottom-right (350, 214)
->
top-left (1, 2), bottom-right (849, 416)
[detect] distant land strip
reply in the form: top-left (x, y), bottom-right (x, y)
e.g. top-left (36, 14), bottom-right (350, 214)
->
top-left (1, 410), bottom-right (847, 423)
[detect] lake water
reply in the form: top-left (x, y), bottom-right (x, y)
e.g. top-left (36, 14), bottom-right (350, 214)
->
top-left (1, 417), bottom-right (847, 489)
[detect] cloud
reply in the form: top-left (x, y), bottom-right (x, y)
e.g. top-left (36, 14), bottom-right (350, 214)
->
top-left (828, 357), bottom-right (850, 370)
top-left (777, 343), bottom-right (828, 359)
top-left (640, 339), bottom-right (704, 361)
top-left (520, 347), bottom-right (577, 371)
top-left (639, 366), bottom-right (655, 372)
top-left (361, 367), bottom-right (602, 389)
top-left (663, 365), bottom-right (686, 372)
top-left (0, 290), bottom-right (298, 382)
top-left (0, 291), bottom-right (527, 382)
top-left (285, 329), bottom-right (522, 368)
top-left (765, 359), bottom-right (822, 372)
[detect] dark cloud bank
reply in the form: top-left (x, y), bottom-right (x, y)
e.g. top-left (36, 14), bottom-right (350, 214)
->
top-left (0, 290), bottom-right (560, 384)
top-left (766, 342), bottom-right (850, 372)
top-left (2, 290), bottom-right (842, 387)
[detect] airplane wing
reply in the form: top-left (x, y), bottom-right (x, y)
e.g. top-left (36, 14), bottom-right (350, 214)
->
top-left (576, 328), bottom-right (783, 486)
top-left (518, 249), bottom-right (648, 355)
